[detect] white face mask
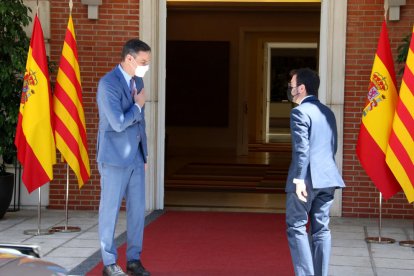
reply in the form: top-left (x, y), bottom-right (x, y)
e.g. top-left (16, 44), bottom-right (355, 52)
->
top-left (135, 64), bottom-right (149, 78)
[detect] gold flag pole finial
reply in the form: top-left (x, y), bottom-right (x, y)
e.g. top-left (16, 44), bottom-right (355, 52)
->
top-left (384, 0), bottom-right (389, 21)
top-left (69, 0), bottom-right (73, 13)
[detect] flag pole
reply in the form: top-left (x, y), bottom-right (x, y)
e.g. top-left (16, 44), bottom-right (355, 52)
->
top-left (364, 0), bottom-right (396, 245)
top-left (23, 187), bottom-right (53, 235)
top-left (49, 0), bottom-right (80, 234)
top-left (399, 203), bottom-right (414, 247)
top-left (365, 192), bottom-right (395, 243)
top-left (50, 164), bottom-right (81, 233)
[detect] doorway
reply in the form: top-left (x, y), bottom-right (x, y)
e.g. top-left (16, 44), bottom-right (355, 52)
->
top-left (263, 43), bottom-right (318, 143)
top-left (140, 0), bottom-right (346, 215)
top-left (162, 1), bottom-right (321, 212)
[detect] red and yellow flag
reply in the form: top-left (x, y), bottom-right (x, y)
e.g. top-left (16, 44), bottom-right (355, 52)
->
top-left (53, 14), bottom-right (90, 188)
top-left (15, 14), bottom-right (56, 193)
top-left (386, 26), bottom-right (414, 203)
top-left (356, 21), bottom-right (401, 199)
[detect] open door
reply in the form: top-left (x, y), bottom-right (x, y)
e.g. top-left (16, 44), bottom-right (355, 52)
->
top-left (263, 42), bottom-right (318, 143)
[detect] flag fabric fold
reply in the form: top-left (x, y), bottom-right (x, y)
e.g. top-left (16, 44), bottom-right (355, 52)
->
top-left (15, 14), bottom-right (56, 193)
top-left (53, 14), bottom-right (90, 188)
top-left (385, 26), bottom-right (414, 203)
top-left (356, 20), bottom-right (401, 199)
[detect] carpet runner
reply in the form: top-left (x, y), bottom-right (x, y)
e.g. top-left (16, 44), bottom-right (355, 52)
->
top-left (87, 211), bottom-right (293, 276)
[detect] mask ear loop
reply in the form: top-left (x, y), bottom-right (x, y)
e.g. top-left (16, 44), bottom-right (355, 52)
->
top-left (129, 55), bottom-right (139, 74)
top-left (294, 84), bottom-right (303, 98)
top-left (130, 55), bottom-right (137, 66)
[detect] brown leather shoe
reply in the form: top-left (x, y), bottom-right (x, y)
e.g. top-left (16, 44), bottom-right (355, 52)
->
top-left (126, 260), bottom-right (151, 276)
top-left (103, 264), bottom-right (127, 276)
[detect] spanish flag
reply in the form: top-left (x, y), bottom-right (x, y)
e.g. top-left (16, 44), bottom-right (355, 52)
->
top-left (15, 14), bottom-right (56, 193)
top-left (356, 21), bottom-right (401, 199)
top-left (53, 14), bottom-right (90, 188)
top-left (386, 26), bottom-right (414, 203)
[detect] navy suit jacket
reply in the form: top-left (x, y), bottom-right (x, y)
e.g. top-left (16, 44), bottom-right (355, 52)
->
top-left (285, 96), bottom-right (345, 192)
top-left (96, 66), bottom-right (148, 166)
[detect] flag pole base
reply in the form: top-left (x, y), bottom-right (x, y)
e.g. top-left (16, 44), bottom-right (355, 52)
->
top-left (50, 225), bottom-right (81, 233)
top-left (365, 236), bottom-right (395, 244)
top-left (399, 240), bottom-right (414, 247)
top-left (23, 229), bottom-right (53, 236)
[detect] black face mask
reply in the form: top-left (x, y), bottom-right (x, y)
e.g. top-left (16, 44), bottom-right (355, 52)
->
top-left (286, 87), bottom-right (299, 102)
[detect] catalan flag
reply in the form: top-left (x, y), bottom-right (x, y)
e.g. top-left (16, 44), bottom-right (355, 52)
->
top-left (356, 21), bottom-right (401, 199)
top-left (15, 14), bottom-right (56, 193)
top-left (386, 27), bottom-right (414, 203)
top-left (53, 14), bottom-right (90, 188)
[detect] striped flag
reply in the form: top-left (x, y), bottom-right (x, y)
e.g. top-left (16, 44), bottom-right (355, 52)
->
top-left (386, 26), bottom-right (414, 203)
top-left (53, 14), bottom-right (90, 188)
top-left (356, 21), bottom-right (401, 199)
top-left (15, 14), bottom-right (56, 193)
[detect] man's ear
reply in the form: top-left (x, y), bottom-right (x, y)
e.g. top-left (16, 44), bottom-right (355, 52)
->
top-left (297, 84), bottom-right (304, 94)
top-left (127, 54), bottom-right (135, 62)
top-left (300, 84), bottom-right (308, 95)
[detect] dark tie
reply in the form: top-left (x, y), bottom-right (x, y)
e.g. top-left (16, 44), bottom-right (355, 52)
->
top-left (130, 77), bottom-right (136, 98)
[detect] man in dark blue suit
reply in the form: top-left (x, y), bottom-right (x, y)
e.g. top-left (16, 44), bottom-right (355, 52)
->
top-left (285, 68), bottom-right (345, 276)
top-left (97, 38), bottom-right (151, 276)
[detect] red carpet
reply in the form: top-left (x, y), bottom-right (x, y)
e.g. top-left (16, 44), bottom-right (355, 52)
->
top-left (87, 211), bottom-right (293, 276)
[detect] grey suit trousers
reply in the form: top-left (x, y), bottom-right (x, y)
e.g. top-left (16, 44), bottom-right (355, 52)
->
top-left (286, 187), bottom-right (335, 276)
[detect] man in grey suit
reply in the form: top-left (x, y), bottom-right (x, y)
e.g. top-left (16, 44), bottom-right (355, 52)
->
top-left (285, 68), bottom-right (345, 276)
top-left (97, 38), bottom-right (151, 276)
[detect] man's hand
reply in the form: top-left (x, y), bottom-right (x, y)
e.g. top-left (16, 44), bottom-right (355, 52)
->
top-left (134, 88), bottom-right (146, 108)
top-left (294, 179), bottom-right (308, 202)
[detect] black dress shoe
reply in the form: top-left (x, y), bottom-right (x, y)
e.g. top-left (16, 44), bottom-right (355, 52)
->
top-left (103, 264), bottom-right (127, 276)
top-left (126, 260), bottom-right (151, 276)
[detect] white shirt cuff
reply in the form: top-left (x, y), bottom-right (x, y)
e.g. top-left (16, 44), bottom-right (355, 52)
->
top-left (134, 103), bottom-right (142, 112)
top-left (293, 178), bottom-right (305, 185)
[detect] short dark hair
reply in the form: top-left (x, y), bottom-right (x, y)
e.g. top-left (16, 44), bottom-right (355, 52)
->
top-left (291, 68), bottom-right (320, 97)
top-left (121, 38), bottom-right (151, 60)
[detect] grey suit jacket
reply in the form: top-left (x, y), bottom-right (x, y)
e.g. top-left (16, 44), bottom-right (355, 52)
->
top-left (96, 66), bottom-right (147, 167)
top-left (285, 96), bottom-right (345, 192)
